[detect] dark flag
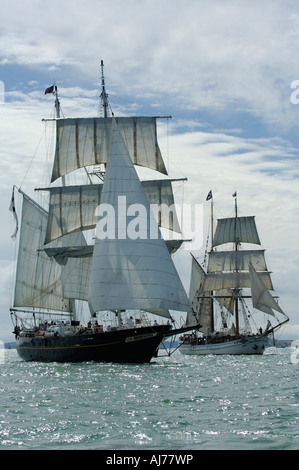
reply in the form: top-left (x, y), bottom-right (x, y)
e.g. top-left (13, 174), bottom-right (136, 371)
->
top-left (9, 187), bottom-right (18, 240)
top-left (206, 190), bottom-right (212, 201)
top-left (232, 191), bottom-right (237, 197)
top-left (44, 85), bottom-right (55, 95)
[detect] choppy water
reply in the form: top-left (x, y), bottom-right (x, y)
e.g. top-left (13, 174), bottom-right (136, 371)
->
top-left (0, 347), bottom-right (298, 450)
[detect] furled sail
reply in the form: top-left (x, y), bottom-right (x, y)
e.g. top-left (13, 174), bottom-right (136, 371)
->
top-left (212, 216), bottom-right (261, 247)
top-left (249, 264), bottom-right (285, 316)
top-left (88, 119), bottom-right (191, 316)
top-left (51, 117), bottom-right (167, 182)
top-left (13, 195), bottom-right (71, 312)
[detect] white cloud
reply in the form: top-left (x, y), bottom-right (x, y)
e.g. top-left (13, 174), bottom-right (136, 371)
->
top-left (1, 0), bottom-right (299, 128)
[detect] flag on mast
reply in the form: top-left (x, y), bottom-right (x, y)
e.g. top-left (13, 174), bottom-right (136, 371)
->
top-left (9, 187), bottom-right (18, 240)
top-left (44, 85), bottom-right (56, 95)
top-left (206, 190), bottom-right (213, 201)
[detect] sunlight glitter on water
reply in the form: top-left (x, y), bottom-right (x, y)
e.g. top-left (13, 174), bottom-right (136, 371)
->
top-left (0, 348), bottom-right (298, 450)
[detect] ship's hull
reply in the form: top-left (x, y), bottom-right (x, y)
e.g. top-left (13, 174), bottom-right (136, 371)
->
top-left (179, 334), bottom-right (268, 356)
top-left (16, 325), bottom-right (172, 363)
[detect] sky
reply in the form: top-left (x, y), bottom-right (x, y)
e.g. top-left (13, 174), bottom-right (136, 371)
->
top-left (0, 0), bottom-right (298, 341)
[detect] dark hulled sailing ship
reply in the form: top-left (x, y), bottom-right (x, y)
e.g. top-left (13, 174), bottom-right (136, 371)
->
top-left (10, 61), bottom-right (200, 363)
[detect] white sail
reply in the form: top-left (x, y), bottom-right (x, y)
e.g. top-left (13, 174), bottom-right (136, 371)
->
top-left (13, 195), bottom-right (71, 312)
top-left (212, 216), bottom-right (261, 247)
top-left (59, 231), bottom-right (91, 302)
top-left (52, 117), bottom-right (167, 182)
top-left (208, 249), bottom-right (267, 273)
top-left (45, 179), bottom-right (181, 244)
top-left (186, 255), bottom-right (213, 331)
top-left (249, 264), bottom-right (284, 316)
top-left (141, 179), bottom-right (181, 234)
top-left (61, 255), bottom-right (91, 302)
top-left (203, 271), bottom-right (273, 291)
top-left (88, 119), bottom-right (191, 316)
top-left (215, 289), bottom-right (234, 314)
top-left (45, 184), bottom-right (102, 244)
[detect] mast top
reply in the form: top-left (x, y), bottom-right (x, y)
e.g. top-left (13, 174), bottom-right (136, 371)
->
top-left (100, 59), bottom-right (110, 118)
top-left (44, 84), bottom-right (60, 118)
top-left (233, 191), bottom-right (237, 218)
top-left (54, 86), bottom-right (60, 119)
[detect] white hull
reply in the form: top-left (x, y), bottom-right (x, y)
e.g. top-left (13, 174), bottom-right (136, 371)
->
top-left (179, 334), bottom-right (268, 355)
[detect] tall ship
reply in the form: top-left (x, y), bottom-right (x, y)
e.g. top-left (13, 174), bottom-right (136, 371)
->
top-left (179, 191), bottom-right (289, 355)
top-left (10, 61), bottom-right (200, 363)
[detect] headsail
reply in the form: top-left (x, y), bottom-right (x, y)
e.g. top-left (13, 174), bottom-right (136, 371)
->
top-left (88, 119), bottom-right (191, 316)
top-left (249, 263), bottom-right (285, 316)
top-left (186, 255), bottom-right (213, 332)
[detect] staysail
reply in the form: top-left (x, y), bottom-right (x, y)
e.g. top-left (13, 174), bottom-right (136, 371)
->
top-left (88, 119), bottom-right (191, 316)
top-left (186, 255), bottom-right (213, 332)
top-left (249, 263), bottom-right (285, 316)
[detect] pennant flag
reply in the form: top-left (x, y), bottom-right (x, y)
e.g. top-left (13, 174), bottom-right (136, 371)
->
top-left (44, 85), bottom-right (55, 95)
top-left (232, 191), bottom-right (237, 197)
top-left (9, 187), bottom-right (18, 240)
top-left (206, 190), bottom-right (213, 201)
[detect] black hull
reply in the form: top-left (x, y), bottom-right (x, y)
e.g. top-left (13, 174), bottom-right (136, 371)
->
top-left (16, 325), bottom-right (172, 363)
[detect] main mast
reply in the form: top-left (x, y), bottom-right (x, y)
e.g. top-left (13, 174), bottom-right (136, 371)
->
top-left (55, 84), bottom-right (77, 321)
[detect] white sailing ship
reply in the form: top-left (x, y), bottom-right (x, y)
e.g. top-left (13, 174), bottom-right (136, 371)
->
top-left (179, 192), bottom-right (289, 355)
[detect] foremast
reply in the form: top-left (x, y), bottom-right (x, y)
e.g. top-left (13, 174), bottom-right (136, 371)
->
top-left (233, 191), bottom-right (240, 336)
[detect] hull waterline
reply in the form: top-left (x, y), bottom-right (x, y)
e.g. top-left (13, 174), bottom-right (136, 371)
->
top-left (16, 325), bottom-right (171, 363)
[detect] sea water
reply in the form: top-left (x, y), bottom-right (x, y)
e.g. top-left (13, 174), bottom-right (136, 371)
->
top-left (0, 347), bottom-right (298, 451)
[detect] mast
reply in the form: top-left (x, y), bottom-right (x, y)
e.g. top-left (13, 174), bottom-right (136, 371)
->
top-left (100, 60), bottom-right (109, 118)
top-left (54, 85), bottom-right (60, 119)
top-left (54, 85), bottom-right (77, 320)
top-left (209, 192), bottom-right (214, 333)
top-left (233, 191), bottom-right (240, 336)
